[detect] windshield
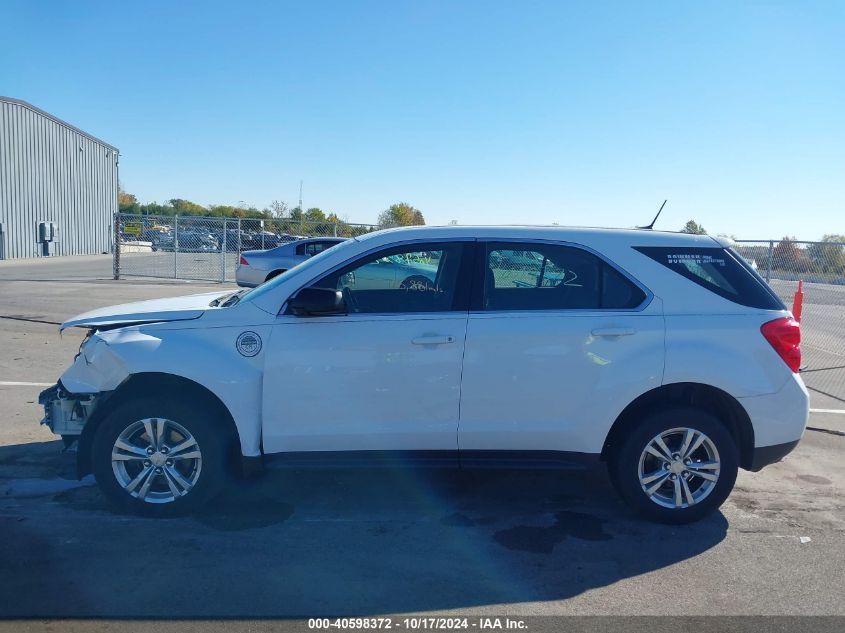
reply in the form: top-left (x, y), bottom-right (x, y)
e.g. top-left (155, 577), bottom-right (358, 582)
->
top-left (238, 237), bottom-right (361, 304)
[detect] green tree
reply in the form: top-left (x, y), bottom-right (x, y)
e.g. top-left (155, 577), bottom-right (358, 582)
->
top-left (138, 201), bottom-right (174, 216)
top-left (304, 207), bottom-right (327, 222)
top-left (378, 202), bottom-right (425, 228)
top-left (117, 184), bottom-right (141, 214)
top-left (207, 204), bottom-right (239, 217)
top-left (807, 234), bottom-right (845, 275)
top-left (168, 199), bottom-right (207, 216)
top-left (680, 220), bottom-right (707, 235)
top-left (118, 191), bottom-right (137, 210)
top-left (772, 236), bottom-right (812, 273)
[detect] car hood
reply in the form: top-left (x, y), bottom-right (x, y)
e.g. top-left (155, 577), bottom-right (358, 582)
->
top-left (60, 291), bottom-right (227, 331)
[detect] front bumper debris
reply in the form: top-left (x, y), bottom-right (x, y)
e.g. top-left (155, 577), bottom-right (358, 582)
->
top-left (38, 383), bottom-right (99, 436)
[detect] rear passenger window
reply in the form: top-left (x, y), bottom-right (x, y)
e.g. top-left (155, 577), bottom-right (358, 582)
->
top-left (634, 246), bottom-right (786, 310)
top-left (307, 241), bottom-right (338, 256)
top-left (297, 242), bottom-right (327, 257)
top-left (483, 243), bottom-right (646, 311)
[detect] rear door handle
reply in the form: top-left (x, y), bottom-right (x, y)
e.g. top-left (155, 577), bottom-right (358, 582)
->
top-left (412, 335), bottom-right (456, 346)
top-left (591, 327), bottom-right (636, 337)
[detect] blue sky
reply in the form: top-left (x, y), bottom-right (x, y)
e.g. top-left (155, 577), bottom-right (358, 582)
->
top-left (2, 0), bottom-right (843, 238)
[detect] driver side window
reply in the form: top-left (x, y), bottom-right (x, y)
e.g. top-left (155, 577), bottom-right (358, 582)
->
top-left (312, 242), bottom-right (467, 314)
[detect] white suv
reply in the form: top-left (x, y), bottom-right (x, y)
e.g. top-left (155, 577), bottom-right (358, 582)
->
top-left (39, 226), bottom-right (808, 523)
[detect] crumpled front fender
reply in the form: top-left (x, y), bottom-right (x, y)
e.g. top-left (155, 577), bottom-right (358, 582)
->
top-left (59, 322), bottom-right (268, 459)
top-left (60, 338), bottom-right (132, 394)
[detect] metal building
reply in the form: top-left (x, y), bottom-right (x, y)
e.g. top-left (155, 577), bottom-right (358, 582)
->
top-left (0, 96), bottom-right (119, 260)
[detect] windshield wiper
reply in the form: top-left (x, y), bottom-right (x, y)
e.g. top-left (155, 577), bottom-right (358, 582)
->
top-left (209, 290), bottom-right (244, 307)
top-left (209, 294), bottom-right (230, 307)
top-left (219, 289), bottom-right (249, 308)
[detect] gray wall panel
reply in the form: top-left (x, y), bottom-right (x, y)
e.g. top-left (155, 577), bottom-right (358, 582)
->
top-left (0, 97), bottom-right (118, 259)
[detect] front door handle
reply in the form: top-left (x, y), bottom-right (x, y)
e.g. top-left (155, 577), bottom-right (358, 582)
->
top-left (411, 335), bottom-right (456, 346)
top-left (591, 327), bottom-right (636, 337)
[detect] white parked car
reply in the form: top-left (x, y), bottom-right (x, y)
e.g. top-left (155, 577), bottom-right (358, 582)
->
top-left (235, 237), bottom-right (347, 287)
top-left (40, 226), bottom-right (808, 523)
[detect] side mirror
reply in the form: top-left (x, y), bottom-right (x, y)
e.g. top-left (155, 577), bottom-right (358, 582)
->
top-left (288, 287), bottom-right (346, 316)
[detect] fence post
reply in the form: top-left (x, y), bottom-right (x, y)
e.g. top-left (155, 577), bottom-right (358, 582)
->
top-left (221, 217), bottom-right (227, 283)
top-left (113, 211), bottom-right (120, 280)
top-left (237, 218), bottom-right (242, 256)
top-left (765, 240), bottom-right (773, 283)
top-left (174, 215), bottom-right (179, 279)
top-left (261, 220), bottom-right (265, 250)
top-left (333, 221), bottom-right (338, 237)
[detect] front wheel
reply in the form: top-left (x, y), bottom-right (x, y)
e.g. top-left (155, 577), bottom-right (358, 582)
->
top-left (609, 408), bottom-right (738, 524)
top-left (91, 397), bottom-right (229, 516)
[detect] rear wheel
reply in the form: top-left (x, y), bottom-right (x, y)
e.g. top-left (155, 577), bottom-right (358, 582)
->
top-left (609, 407), bottom-right (738, 524)
top-left (91, 397), bottom-right (229, 516)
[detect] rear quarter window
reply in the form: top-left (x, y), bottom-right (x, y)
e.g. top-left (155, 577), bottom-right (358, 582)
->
top-left (634, 246), bottom-right (786, 310)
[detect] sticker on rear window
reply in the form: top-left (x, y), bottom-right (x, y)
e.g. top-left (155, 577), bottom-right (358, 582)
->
top-left (666, 253), bottom-right (727, 267)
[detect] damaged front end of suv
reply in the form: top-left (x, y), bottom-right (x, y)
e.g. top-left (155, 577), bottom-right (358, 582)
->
top-left (39, 383), bottom-right (100, 445)
top-left (38, 326), bottom-right (129, 453)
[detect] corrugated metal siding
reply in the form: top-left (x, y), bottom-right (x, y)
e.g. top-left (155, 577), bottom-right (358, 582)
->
top-left (0, 98), bottom-right (118, 259)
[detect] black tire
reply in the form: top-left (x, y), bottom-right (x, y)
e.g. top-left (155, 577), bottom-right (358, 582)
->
top-left (265, 269), bottom-right (286, 282)
top-left (609, 407), bottom-right (738, 524)
top-left (91, 397), bottom-right (230, 517)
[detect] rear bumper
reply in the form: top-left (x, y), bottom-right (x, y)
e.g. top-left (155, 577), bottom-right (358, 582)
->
top-left (738, 373), bottom-right (809, 449)
top-left (749, 439), bottom-right (800, 472)
top-left (235, 265), bottom-right (265, 288)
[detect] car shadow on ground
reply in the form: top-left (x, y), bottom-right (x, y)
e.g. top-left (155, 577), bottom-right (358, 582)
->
top-left (0, 441), bottom-right (728, 617)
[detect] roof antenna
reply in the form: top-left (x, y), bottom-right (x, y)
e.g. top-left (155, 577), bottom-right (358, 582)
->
top-left (639, 199), bottom-right (667, 230)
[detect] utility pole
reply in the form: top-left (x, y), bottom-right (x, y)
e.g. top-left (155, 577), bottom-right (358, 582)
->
top-left (299, 180), bottom-right (303, 212)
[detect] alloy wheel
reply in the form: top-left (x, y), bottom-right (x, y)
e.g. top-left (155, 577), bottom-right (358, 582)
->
top-left (637, 427), bottom-right (721, 509)
top-left (111, 417), bottom-right (203, 504)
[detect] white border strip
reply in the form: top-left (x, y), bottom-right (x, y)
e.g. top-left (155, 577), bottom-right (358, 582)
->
top-left (810, 408), bottom-right (845, 415)
top-left (0, 381), bottom-right (53, 387)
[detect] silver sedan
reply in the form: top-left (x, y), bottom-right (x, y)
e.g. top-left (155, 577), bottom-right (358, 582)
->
top-left (236, 237), bottom-right (347, 287)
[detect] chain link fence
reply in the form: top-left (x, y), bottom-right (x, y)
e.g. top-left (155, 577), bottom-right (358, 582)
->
top-left (114, 212), bottom-right (378, 282)
top-left (734, 239), bottom-right (845, 405)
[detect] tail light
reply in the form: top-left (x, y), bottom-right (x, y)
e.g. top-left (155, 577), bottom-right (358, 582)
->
top-left (239, 255), bottom-right (249, 266)
top-left (761, 317), bottom-right (801, 373)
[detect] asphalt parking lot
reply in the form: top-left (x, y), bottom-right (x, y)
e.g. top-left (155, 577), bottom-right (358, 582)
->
top-left (0, 255), bottom-right (843, 618)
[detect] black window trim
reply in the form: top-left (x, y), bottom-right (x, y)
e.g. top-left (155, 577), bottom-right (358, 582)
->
top-left (280, 238), bottom-right (478, 317)
top-left (470, 238), bottom-right (653, 313)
